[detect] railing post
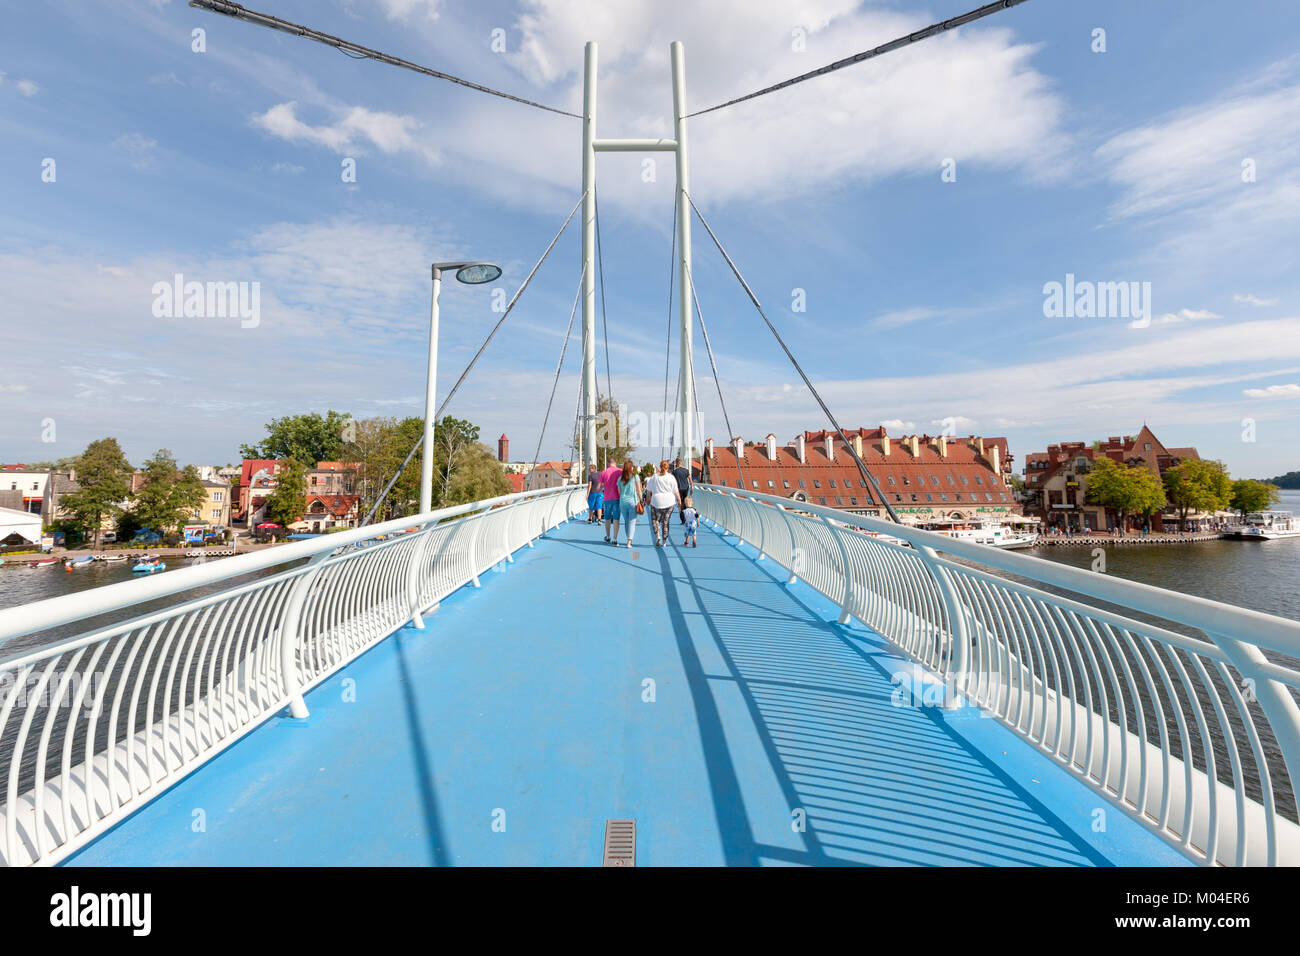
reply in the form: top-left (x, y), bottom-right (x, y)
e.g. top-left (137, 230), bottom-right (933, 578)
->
top-left (278, 549), bottom-right (333, 719)
top-left (467, 504), bottom-right (491, 587)
top-left (1213, 632), bottom-right (1300, 820)
top-left (775, 503), bottom-right (799, 585)
top-left (817, 513), bottom-right (854, 625)
top-left (916, 545), bottom-right (971, 709)
top-left (405, 520), bottom-right (438, 630)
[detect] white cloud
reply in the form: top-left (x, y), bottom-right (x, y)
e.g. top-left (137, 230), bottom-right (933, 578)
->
top-left (1235, 293), bottom-right (1278, 306)
top-left (376, 0), bottom-right (441, 20)
top-left (16, 79), bottom-right (37, 97)
top-left (879, 419), bottom-right (914, 431)
top-left (1153, 308), bottom-right (1220, 325)
top-left (252, 101), bottom-right (439, 163)
top-left (1243, 383), bottom-right (1300, 399)
top-left (271, 162), bottom-right (304, 174)
top-left (112, 132), bottom-right (158, 169)
top-left (437, 0), bottom-right (1067, 212)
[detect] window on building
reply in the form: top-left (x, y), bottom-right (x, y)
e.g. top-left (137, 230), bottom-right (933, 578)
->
top-left (752, 480), bottom-right (759, 489)
top-left (214, 509), bottom-right (222, 520)
top-left (955, 494), bottom-right (963, 501)
top-left (850, 497), bottom-right (857, 505)
top-left (985, 493), bottom-right (993, 501)
top-left (940, 493), bottom-right (949, 502)
top-left (894, 494), bottom-right (902, 502)
top-left (813, 479), bottom-right (822, 488)
top-left (1000, 493), bottom-right (1007, 501)
top-left (974, 475), bottom-right (983, 484)
top-left (860, 479), bottom-right (868, 489)
top-left (820, 497), bottom-right (827, 505)
top-left (932, 476), bottom-right (940, 485)
top-left (783, 480), bottom-right (790, 489)
top-left (887, 476), bottom-right (896, 486)
top-left (910, 494), bottom-right (918, 502)
top-left (902, 476), bottom-right (910, 486)
top-left (947, 475), bottom-right (955, 485)
top-left (1145, 442), bottom-right (1152, 451)
top-left (214, 492), bottom-right (224, 502)
top-left (799, 479), bottom-right (806, 489)
top-left (767, 480), bottom-right (774, 489)
top-left (961, 476), bottom-right (969, 485)
top-left (829, 479), bottom-right (837, 488)
top-left (925, 493), bottom-right (933, 502)
top-left (836, 496), bottom-right (843, 505)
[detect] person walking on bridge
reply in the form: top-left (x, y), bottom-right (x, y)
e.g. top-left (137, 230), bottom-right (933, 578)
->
top-left (646, 460), bottom-right (682, 547)
top-left (600, 458), bottom-right (623, 543)
top-left (672, 457), bottom-right (692, 524)
top-left (616, 460), bottom-right (643, 548)
top-left (585, 464), bottom-right (602, 524)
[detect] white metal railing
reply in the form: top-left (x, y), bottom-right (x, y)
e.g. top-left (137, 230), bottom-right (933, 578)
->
top-left (694, 484), bottom-right (1300, 867)
top-left (0, 485), bottom-right (585, 867)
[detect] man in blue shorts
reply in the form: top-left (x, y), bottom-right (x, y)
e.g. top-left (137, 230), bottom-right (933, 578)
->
top-left (585, 465), bottom-right (602, 523)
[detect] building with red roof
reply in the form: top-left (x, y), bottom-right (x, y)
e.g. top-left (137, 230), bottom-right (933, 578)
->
top-left (1022, 424), bottom-right (1200, 532)
top-left (699, 426), bottom-right (1019, 524)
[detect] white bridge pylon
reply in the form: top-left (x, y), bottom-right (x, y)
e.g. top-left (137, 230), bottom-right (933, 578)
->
top-left (580, 41), bottom-right (695, 471)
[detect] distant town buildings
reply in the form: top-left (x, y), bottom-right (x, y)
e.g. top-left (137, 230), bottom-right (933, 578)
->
top-left (700, 427), bottom-right (1020, 524)
top-left (1022, 424), bottom-right (1199, 532)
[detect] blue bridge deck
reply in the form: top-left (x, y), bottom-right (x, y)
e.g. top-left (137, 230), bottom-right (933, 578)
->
top-left (66, 516), bottom-right (1189, 866)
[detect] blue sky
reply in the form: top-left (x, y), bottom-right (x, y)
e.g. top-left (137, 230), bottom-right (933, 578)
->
top-left (2, 0), bottom-right (1299, 479)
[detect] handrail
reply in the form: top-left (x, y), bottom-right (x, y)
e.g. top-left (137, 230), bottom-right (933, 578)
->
top-left (0, 485), bottom-right (584, 866)
top-left (693, 483), bottom-right (1300, 867)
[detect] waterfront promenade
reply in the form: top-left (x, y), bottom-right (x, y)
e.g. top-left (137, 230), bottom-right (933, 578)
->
top-left (65, 516), bottom-right (1187, 867)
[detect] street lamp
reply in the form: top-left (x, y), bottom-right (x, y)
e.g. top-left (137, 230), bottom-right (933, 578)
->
top-left (420, 260), bottom-right (503, 514)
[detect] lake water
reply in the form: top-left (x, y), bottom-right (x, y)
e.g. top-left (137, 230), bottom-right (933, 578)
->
top-left (1027, 489), bottom-right (1300, 623)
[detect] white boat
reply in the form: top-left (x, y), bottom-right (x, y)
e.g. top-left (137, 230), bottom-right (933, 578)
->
top-left (1229, 511), bottom-right (1300, 540)
top-left (921, 519), bottom-right (1039, 550)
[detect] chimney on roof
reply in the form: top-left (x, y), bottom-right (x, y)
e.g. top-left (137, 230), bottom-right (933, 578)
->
top-left (765, 433), bottom-right (777, 460)
top-left (881, 434), bottom-right (891, 456)
top-left (990, 445), bottom-right (1001, 474)
top-left (733, 436), bottom-right (744, 460)
top-left (498, 434), bottom-right (509, 462)
top-left (851, 434), bottom-right (863, 459)
top-left (908, 435), bottom-right (920, 457)
top-left (977, 437), bottom-right (985, 457)
top-left (705, 437), bottom-right (714, 459)
top-left (795, 433), bottom-right (806, 463)
top-left (824, 434), bottom-right (835, 462)
top-left (936, 434), bottom-right (947, 457)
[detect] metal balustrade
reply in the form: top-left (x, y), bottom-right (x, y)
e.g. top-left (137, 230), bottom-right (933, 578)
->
top-left (0, 485), bottom-right (584, 867)
top-left (694, 484), bottom-right (1300, 867)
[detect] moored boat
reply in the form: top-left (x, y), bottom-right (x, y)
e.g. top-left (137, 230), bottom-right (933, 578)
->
top-left (29, 557), bottom-right (58, 568)
top-left (1227, 511), bottom-right (1300, 540)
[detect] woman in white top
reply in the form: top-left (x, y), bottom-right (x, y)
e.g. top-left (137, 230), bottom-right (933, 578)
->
top-left (645, 460), bottom-right (682, 547)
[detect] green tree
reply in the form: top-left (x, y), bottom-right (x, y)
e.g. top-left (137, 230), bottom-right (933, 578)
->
top-left (578, 394), bottom-right (636, 470)
top-left (1163, 458), bottom-right (1232, 530)
top-left (60, 438), bottom-right (133, 548)
top-left (241, 410), bottom-right (351, 465)
top-left (1085, 457), bottom-right (1166, 531)
top-left (443, 443), bottom-right (510, 505)
top-left (131, 450), bottom-right (206, 534)
top-left (266, 459), bottom-right (308, 527)
top-left (1229, 479), bottom-right (1281, 517)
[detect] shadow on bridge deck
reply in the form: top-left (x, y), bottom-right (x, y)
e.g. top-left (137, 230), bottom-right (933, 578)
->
top-left (65, 514), bottom-right (1190, 866)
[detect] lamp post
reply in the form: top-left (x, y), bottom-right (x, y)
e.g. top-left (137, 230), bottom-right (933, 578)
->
top-left (420, 261), bottom-right (502, 514)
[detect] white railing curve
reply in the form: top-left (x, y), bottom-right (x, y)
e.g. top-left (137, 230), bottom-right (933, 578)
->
top-left (694, 484), bottom-right (1300, 867)
top-left (0, 485), bottom-right (585, 866)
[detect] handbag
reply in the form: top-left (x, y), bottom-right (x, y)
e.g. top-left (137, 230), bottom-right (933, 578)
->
top-left (636, 480), bottom-right (646, 515)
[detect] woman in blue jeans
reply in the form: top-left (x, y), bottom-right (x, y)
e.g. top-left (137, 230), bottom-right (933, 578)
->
top-left (616, 459), bottom-right (643, 548)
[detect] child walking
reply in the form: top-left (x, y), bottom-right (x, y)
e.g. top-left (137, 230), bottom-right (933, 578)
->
top-left (682, 497), bottom-right (699, 548)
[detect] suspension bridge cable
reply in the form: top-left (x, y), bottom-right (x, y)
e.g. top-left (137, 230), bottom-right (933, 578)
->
top-left (594, 188), bottom-right (614, 404)
top-left (530, 263), bottom-right (586, 476)
top-left (685, 267), bottom-right (744, 491)
top-left (685, 191), bottom-right (902, 524)
top-left (359, 192), bottom-right (586, 526)
top-left (688, 0), bottom-right (1032, 118)
top-left (188, 0), bottom-right (582, 119)
top-left (661, 200), bottom-right (678, 461)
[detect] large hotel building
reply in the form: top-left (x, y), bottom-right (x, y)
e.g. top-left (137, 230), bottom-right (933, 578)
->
top-left (698, 427), bottom-right (1022, 524)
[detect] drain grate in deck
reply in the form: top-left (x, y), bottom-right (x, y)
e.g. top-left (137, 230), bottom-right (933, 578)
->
top-left (603, 819), bottom-right (636, 867)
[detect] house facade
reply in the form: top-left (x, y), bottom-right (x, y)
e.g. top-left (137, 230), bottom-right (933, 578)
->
top-left (701, 427), bottom-right (1020, 524)
top-left (1022, 424), bottom-right (1199, 532)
